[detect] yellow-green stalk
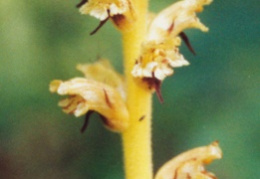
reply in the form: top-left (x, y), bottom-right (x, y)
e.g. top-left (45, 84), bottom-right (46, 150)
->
top-left (121, 1), bottom-right (153, 179)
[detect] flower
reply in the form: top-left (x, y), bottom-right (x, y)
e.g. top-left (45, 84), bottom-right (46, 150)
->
top-left (79, 0), bottom-right (130, 21)
top-left (146, 0), bottom-right (212, 42)
top-left (154, 141), bottom-right (222, 179)
top-left (49, 59), bottom-right (129, 132)
top-left (132, 40), bottom-right (189, 81)
top-left (132, 0), bottom-right (212, 101)
top-left (78, 0), bottom-right (135, 33)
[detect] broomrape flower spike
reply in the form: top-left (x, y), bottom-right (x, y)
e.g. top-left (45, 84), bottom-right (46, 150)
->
top-left (49, 59), bottom-right (129, 132)
top-left (51, 0), bottom-right (220, 178)
top-left (155, 141), bottom-right (222, 179)
top-left (132, 0), bottom-right (212, 101)
top-left (78, 0), bottom-right (135, 34)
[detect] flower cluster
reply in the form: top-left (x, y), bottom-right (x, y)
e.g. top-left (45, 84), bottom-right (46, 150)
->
top-left (51, 0), bottom-right (214, 129)
top-left (76, 0), bottom-right (212, 100)
top-left (132, 0), bottom-right (212, 99)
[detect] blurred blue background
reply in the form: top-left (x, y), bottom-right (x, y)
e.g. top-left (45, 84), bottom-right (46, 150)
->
top-left (0, 0), bottom-right (259, 178)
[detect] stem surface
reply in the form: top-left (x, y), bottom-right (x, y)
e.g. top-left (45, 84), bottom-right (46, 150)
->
top-left (121, 1), bottom-right (153, 179)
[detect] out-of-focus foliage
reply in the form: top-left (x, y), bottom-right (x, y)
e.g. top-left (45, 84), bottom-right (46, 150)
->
top-left (0, 0), bottom-right (259, 178)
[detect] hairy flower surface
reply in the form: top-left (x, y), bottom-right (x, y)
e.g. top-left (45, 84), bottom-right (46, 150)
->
top-left (49, 60), bottom-right (129, 132)
top-left (154, 141), bottom-right (222, 179)
top-left (132, 0), bottom-right (212, 83)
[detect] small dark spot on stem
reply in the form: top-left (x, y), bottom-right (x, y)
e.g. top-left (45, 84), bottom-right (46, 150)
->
top-left (139, 115), bottom-right (145, 121)
top-left (179, 32), bottom-right (196, 55)
top-left (81, 111), bottom-right (93, 133)
top-left (76, 0), bottom-right (88, 8)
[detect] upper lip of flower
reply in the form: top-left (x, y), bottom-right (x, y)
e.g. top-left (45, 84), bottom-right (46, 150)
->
top-left (154, 141), bottom-right (222, 179)
top-left (147, 0), bottom-right (212, 41)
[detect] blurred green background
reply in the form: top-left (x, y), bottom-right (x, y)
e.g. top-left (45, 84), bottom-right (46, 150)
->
top-left (0, 0), bottom-right (259, 178)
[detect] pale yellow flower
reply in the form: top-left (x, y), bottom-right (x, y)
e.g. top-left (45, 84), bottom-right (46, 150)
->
top-left (79, 0), bottom-right (130, 21)
top-left (49, 59), bottom-right (129, 132)
top-left (78, 0), bottom-right (135, 33)
top-left (147, 0), bottom-right (212, 42)
top-left (132, 40), bottom-right (189, 81)
top-left (132, 0), bottom-right (212, 82)
top-left (76, 59), bottom-right (126, 99)
top-left (155, 141), bottom-right (222, 179)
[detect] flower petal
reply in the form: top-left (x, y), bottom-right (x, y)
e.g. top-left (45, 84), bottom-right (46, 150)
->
top-left (154, 141), bottom-right (222, 179)
top-left (147, 0), bottom-right (212, 41)
top-left (50, 77), bottom-right (129, 132)
top-left (79, 0), bottom-right (136, 32)
top-left (132, 40), bottom-right (188, 81)
top-left (79, 0), bottom-right (130, 21)
top-left (77, 59), bottom-right (126, 100)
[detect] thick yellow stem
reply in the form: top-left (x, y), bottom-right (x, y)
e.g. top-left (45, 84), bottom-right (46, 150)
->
top-left (121, 1), bottom-right (153, 179)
